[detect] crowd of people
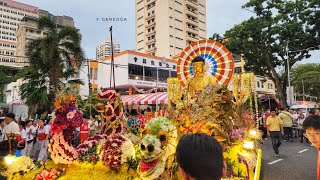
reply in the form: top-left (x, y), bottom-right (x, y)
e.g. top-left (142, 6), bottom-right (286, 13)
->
top-left (258, 107), bottom-right (320, 157)
top-left (1, 107), bottom-right (320, 180)
top-left (0, 109), bottom-right (158, 162)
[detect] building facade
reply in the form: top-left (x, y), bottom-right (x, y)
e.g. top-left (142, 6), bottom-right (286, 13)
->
top-left (15, 16), bottom-right (68, 65)
top-left (135, 0), bottom-right (207, 58)
top-left (0, 0), bottom-right (38, 67)
top-left (79, 50), bottom-right (178, 97)
top-left (0, 0), bottom-right (74, 67)
top-left (96, 39), bottom-right (120, 60)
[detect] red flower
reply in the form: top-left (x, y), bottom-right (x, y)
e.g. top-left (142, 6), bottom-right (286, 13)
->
top-left (50, 124), bottom-right (67, 134)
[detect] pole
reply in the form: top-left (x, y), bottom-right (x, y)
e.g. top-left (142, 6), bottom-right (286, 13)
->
top-left (286, 41), bottom-right (292, 107)
top-left (87, 58), bottom-right (92, 115)
top-left (156, 68), bottom-right (158, 110)
top-left (302, 79), bottom-right (305, 101)
top-left (109, 26), bottom-right (115, 89)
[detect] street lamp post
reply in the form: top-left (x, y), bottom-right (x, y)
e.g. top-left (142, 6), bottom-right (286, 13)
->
top-left (286, 41), bottom-right (292, 107)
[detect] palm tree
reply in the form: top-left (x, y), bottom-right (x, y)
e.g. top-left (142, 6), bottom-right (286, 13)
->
top-left (21, 16), bottom-right (85, 113)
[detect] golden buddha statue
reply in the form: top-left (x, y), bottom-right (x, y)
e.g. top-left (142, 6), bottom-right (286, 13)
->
top-left (186, 56), bottom-right (216, 96)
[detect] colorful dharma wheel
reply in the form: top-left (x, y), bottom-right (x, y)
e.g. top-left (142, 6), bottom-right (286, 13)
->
top-left (177, 39), bottom-right (234, 87)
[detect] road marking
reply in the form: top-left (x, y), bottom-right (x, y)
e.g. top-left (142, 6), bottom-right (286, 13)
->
top-left (298, 149), bottom-right (309, 153)
top-left (267, 159), bottom-right (283, 165)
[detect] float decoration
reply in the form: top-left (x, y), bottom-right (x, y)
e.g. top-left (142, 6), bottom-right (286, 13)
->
top-left (49, 95), bottom-right (83, 165)
top-left (138, 117), bottom-right (178, 180)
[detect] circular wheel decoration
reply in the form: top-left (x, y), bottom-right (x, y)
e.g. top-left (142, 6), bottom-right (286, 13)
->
top-left (177, 39), bottom-right (234, 87)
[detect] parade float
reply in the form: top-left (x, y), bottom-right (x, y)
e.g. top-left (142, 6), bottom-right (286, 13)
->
top-left (1, 40), bottom-right (262, 180)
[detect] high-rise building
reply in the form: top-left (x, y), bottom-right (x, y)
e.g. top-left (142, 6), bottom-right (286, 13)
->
top-left (135, 0), bottom-right (207, 58)
top-left (0, 1), bottom-right (75, 67)
top-left (16, 16), bottom-right (67, 65)
top-left (96, 38), bottom-right (120, 60)
top-left (39, 9), bottom-right (74, 27)
top-left (0, 0), bottom-right (39, 67)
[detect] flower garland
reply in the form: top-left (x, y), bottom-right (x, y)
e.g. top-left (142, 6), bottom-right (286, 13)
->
top-left (76, 134), bottom-right (109, 163)
top-left (48, 131), bottom-right (78, 165)
top-left (5, 156), bottom-right (35, 175)
top-left (100, 134), bottom-right (135, 170)
top-left (34, 168), bottom-right (65, 180)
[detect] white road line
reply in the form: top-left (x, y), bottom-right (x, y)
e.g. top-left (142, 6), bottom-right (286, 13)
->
top-left (298, 149), bottom-right (309, 153)
top-left (267, 159), bottom-right (283, 165)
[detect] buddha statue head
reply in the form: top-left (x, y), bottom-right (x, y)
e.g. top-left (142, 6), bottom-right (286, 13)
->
top-left (191, 56), bottom-right (206, 77)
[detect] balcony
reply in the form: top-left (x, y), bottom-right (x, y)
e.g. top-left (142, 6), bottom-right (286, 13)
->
top-left (186, 18), bottom-right (198, 26)
top-left (146, 38), bottom-right (156, 45)
top-left (146, 47), bottom-right (156, 53)
top-left (146, 21), bottom-right (156, 28)
top-left (186, 27), bottom-right (198, 34)
top-left (146, 13), bottom-right (155, 21)
top-left (186, 0), bottom-right (198, 8)
top-left (146, 30), bottom-right (156, 36)
top-left (186, 8), bottom-right (198, 17)
top-left (146, 0), bottom-right (156, 6)
top-left (186, 35), bottom-right (198, 41)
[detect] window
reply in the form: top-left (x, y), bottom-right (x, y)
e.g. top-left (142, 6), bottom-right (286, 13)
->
top-left (175, 9), bottom-right (182, 14)
top-left (137, 7), bottom-right (143, 12)
top-left (175, 28), bottom-right (183, 32)
top-left (175, 0), bottom-right (182, 5)
top-left (144, 66), bottom-right (157, 78)
top-left (176, 37), bottom-right (183, 40)
top-left (234, 67), bottom-right (241, 74)
top-left (129, 64), bottom-right (143, 77)
top-left (171, 71), bottom-right (177, 77)
top-left (137, 16), bottom-right (143, 20)
top-left (137, 0), bottom-right (143, 4)
top-left (261, 81), bottom-right (264, 88)
top-left (257, 82), bottom-right (260, 88)
top-left (175, 19), bottom-right (182, 23)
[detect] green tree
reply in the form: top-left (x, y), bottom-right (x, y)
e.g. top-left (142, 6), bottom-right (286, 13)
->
top-left (0, 66), bottom-right (24, 103)
top-left (212, 0), bottom-right (320, 107)
top-left (21, 16), bottom-right (85, 113)
top-left (291, 63), bottom-right (320, 100)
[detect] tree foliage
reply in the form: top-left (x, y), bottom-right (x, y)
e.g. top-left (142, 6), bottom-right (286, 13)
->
top-left (0, 66), bottom-right (24, 102)
top-left (291, 63), bottom-right (320, 100)
top-left (21, 16), bottom-right (85, 113)
top-left (211, 0), bottom-right (320, 107)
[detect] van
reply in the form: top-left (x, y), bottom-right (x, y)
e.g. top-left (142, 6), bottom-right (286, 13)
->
top-left (290, 102), bottom-right (319, 114)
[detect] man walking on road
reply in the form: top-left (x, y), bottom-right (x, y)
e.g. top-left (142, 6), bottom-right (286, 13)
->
top-left (267, 109), bottom-right (284, 157)
top-left (279, 108), bottom-right (294, 141)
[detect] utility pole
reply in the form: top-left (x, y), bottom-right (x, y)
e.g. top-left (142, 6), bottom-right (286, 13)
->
top-left (87, 58), bottom-right (92, 115)
top-left (109, 26), bottom-right (115, 89)
top-left (302, 78), bottom-right (305, 101)
top-left (286, 41), bottom-right (292, 107)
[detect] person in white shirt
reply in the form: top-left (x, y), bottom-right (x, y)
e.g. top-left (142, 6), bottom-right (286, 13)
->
top-left (37, 120), bottom-right (49, 161)
top-left (0, 118), bottom-right (6, 156)
top-left (23, 120), bottom-right (36, 157)
top-left (0, 119), bottom-right (5, 142)
top-left (88, 115), bottom-right (98, 137)
top-left (3, 113), bottom-right (19, 155)
top-left (31, 119), bottom-right (39, 158)
top-left (15, 121), bottom-right (26, 157)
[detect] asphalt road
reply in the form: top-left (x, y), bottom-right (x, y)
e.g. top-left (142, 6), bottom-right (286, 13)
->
top-left (261, 138), bottom-right (318, 180)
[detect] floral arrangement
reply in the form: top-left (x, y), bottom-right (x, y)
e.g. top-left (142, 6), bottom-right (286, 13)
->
top-left (5, 156), bottom-right (35, 175)
top-left (100, 134), bottom-right (135, 170)
top-left (34, 168), bottom-right (65, 180)
top-left (96, 89), bottom-right (124, 135)
top-left (48, 131), bottom-right (78, 165)
top-left (48, 95), bottom-right (83, 165)
top-left (76, 134), bottom-right (109, 163)
top-left (51, 96), bottom-right (83, 144)
top-left (231, 129), bottom-right (246, 142)
top-left (138, 117), bottom-right (178, 180)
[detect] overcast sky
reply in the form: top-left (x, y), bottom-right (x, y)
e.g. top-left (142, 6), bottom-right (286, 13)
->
top-left (21, 0), bottom-right (319, 64)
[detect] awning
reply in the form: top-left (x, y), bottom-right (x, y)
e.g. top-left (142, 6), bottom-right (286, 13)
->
top-left (121, 92), bottom-right (168, 106)
top-left (8, 100), bottom-right (25, 105)
top-left (258, 94), bottom-right (281, 107)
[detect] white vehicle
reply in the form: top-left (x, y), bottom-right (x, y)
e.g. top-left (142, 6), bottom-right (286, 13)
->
top-left (290, 101), bottom-right (319, 113)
